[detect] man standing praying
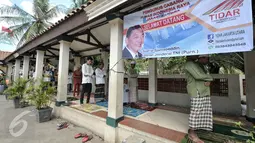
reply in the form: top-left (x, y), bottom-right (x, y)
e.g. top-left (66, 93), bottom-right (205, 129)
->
top-left (80, 57), bottom-right (94, 104)
top-left (184, 55), bottom-right (213, 143)
top-left (127, 61), bottom-right (139, 104)
top-left (95, 62), bottom-right (106, 102)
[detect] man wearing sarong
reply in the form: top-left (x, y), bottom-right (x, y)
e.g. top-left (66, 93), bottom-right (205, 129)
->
top-left (123, 78), bottom-right (130, 105)
top-left (95, 62), bottom-right (106, 103)
top-left (127, 61), bottom-right (139, 104)
top-left (184, 55), bottom-right (213, 143)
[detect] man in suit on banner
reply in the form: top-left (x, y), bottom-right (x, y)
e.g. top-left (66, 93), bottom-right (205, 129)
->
top-left (123, 25), bottom-right (144, 59)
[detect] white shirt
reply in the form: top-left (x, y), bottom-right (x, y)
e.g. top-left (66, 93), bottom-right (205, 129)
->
top-left (82, 63), bottom-right (94, 84)
top-left (43, 71), bottom-right (51, 82)
top-left (95, 68), bottom-right (106, 84)
top-left (123, 84), bottom-right (129, 103)
top-left (68, 73), bottom-right (72, 84)
top-left (126, 47), bottom-right (139, 58)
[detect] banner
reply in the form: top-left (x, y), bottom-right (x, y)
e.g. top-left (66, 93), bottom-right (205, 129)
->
top-left (122, 0), bottom-right (253, 59)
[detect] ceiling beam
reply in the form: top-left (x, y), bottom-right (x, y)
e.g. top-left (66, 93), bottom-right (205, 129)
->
top-left (48, 48), bottom-right (59, 51)
top-left (87, 32), bottom-right (90, 42)
top-left (46, 49), bottom-right (58, 57)
top-left (89, 31), bottom-right (103, 47)
top-left (70, 29), bottom-right (89, 37)
top-left (74, 38), bottom-right (101, 47)
top-left (77, 47), bottom-right (101, 53)
top-left (47, 41), bottom-right (60, 47)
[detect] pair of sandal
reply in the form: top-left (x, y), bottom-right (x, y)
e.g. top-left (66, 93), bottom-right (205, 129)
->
top-left (57, 122), bottom-right (69, 130)
top-left (75, 133), bottom-right (93, 143)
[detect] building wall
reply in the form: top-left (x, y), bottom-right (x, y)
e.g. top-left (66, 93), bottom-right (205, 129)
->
top-left (136, 74), bottom-right (242, 115)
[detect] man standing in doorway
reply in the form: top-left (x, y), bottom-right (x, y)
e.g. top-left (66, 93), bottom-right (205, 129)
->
top-left (127, 61), bottom-right (139, 104)
top-left (81, 57), bottom-right (94, 104)
top-left (184, 55), bottom-right (213, 143)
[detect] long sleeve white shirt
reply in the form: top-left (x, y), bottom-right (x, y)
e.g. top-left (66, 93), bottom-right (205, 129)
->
top-left (123, 83), bottom-right (129, 103)
top-left (82, 63), bottom-right (94, 84)
top-left (95, 68), bottom-right (106, 84)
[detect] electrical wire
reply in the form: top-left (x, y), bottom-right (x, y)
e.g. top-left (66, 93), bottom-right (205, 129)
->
top-left (108, 58), bottom-right (131, 77)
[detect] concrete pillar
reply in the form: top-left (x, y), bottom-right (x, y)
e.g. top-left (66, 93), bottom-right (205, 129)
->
top-left (14, 59), bottom-right (21, 81)
top-left (101, 51), bottom-right (109, 96)
top-left (104, 18), bottom-right (124, 143)
top-left (148, 59), bottom-right (157, 105)
top-left (244, 51), bottom-right (255, 121)
top-left (22, 56), bottom-right (30, 79)
top-left (56, 40), bottom-right (71, 106)
top-left (7, 63), bottom-right (13, 82)
top-left (35, 50), bottom-right (44, 81)
top-left (227, 75), bottom-right (242, 115)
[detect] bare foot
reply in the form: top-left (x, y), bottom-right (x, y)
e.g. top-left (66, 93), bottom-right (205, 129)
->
top-left (188, 135), bottom-right (204, 143)
top-left (188, 130), bottom-right (204, 143)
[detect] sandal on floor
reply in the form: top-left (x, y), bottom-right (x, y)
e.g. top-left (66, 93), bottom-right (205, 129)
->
top-left (57, 124), bottom-right (68, 130)
top-left (188, 135), bottom-right (204, 143)
top-left (57, 122), bottom-right (68, 127)
top-left (82, 135), bottom-right (93, 143)
top-left (74, 133), bottom-right (87, 139)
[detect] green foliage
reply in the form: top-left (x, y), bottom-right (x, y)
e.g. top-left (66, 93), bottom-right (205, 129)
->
top-left (0, 74), bottom-right (7, 85)
top-left (235, 121), bottom-right (255, 143)
top-left (124, 59), bottom-right (149, 73)
top-left (70, 0), bottom-right (88, 9)
top-left (127, 53), bottom-right (244, 75)
top-left (0, 0), bottom-right (67, 47)
top-left (25, 79), bottom-right (56, 110)
top-left (3, 78), bottom-right (29, 99)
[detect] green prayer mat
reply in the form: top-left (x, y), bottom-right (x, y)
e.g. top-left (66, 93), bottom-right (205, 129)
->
top-left (180, 124), bottom-right (254, 143)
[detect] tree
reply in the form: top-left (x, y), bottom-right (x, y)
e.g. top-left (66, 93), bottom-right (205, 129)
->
top-left (0, 0), bottom-right (67, 48)
top-left (70, 0), bottom-right (88, 9)
top-left (128, 53), bottom-right (245, 75)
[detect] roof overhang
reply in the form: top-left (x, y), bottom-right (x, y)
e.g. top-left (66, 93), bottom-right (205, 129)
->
top-left (4, 0), bottom-right (165, 63)
top-left (5, 11), bottom-right (88, 62)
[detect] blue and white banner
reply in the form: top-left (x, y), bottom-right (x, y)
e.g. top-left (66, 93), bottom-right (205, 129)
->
top-left (122, 0), bottom-right (253, 59)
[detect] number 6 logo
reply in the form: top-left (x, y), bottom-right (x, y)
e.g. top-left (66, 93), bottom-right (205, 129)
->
top-left (9, 111), bottom-right (31, 137)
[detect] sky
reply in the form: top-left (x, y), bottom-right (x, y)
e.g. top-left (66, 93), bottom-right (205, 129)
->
top-left (0, 0), bottom-right (73, 52)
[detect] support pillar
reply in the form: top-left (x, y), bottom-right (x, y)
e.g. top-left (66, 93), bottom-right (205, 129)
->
top-left (56, 40), bottom-right (71, 106)
top-left (101, 51), bottom-right (109, 96)
top-left (7, 63), bottom-right (13, 83)
top-left (35, 50), bottom-right (44, 81)
top-left (244, 51), bottom-right (255, 122)
top-left (22, 56), bottom-right (30, 79)
top-left (104, 18), bottom-right (124, 143)
top-left (148, 58), bottom-right (157, 105)
top-left (14, 59), bottom-right (21, 81)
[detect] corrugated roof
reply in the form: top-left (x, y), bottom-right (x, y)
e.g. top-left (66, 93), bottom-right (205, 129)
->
top-left (18, 0), bottom-right (97, 49)
top-left (0, 51), bottom-right (12, 60)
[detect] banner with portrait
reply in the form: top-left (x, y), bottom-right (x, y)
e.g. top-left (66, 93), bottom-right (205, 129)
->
top-left (122, 0), bottom-right (253, 59)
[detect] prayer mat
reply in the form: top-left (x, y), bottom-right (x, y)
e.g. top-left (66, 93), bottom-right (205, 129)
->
top-left (96, 101), bottom-right (147, 117)
top-left (71, 104), bottom-right (104, 113)
top-left (132, 102), bottom-right (157, 111)
top-left (180, 123), bottom-right (254, 143)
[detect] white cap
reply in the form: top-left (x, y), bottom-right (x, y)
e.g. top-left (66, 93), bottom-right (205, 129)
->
top-left (198, 54), bottom-right (209, 58)
top-left (131, 61), bottom-right (136, 65)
